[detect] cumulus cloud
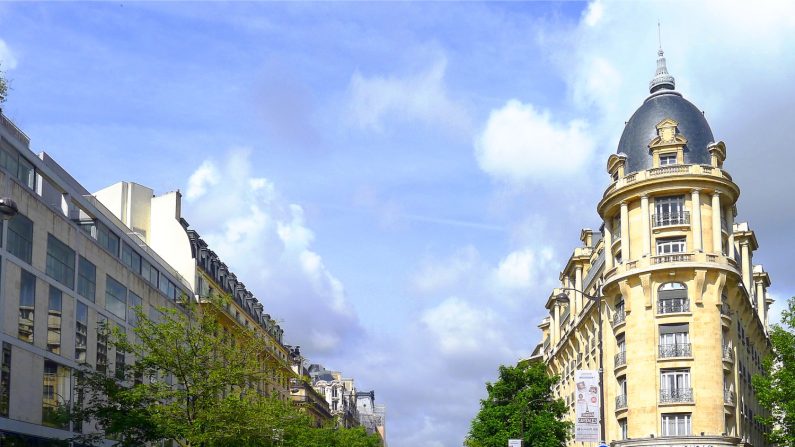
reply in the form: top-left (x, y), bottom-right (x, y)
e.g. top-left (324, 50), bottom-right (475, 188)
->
top-left (474, 99), bottom-right (596, 184)
top-left (346, 56), bottom-right (470, 132)
top-left (420, 297), bottom-right (506, 357)
top-left (492, 247), bottom-right (555, 292)
top-left (182, 149), bottom-right (359, 353)
top-left (0, 40), bottom-right (18, 70)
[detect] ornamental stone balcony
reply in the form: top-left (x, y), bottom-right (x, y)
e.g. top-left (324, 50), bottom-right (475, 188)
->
top-left (604, 251), bottom-right (739, 281)
top-left (603, 164), bottom-right (733, 197)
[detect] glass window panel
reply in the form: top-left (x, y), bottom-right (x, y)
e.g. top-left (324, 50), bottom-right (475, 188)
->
top-left (76, 301), bottom-right (88, 363)
top-left (0, 343), bottom-right (10, 417)
top-left (18, 269), bottom-right (35, 342)
top-left (96, 315), bottom-right (108, 375)
top-left (47, 287), bottom-right (62, 354)
top-left (105, 275), bottom-right (127, 320)
top-left (7, 213), bottom-right (33, 264)
top-left (17, 156), bottom-right (35, 189)
top-left (42, 360), bottom-right (71, 429)
top-left (46, 234), bottom-right (75, 289)
top-left (128, 291), bottom-right (142, 326)
top-left (97, 224), bottom-right (119, 256)
top-left (77, 256), bottom-right (96, 302)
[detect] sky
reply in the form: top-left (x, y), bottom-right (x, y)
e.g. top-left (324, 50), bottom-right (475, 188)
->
top-left (2, 1), bottom-right (795, 446)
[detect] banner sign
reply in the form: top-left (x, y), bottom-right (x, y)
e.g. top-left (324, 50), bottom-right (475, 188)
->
top-left (507, 440), bottom-right (522, 447)
top-left (574, 370), bottom-right (601, 442)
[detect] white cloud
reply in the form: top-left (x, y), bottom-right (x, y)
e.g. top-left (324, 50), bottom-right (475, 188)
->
top-left (492, 247), bottom-right (555, 292)
top-left (0, 40), bottom-right (18, 70)
top-left (420, 297), bottom-right (505, 357)
top-left (182, 149), bottom-right (359, 353)
top-left (474, 99), bottom-right (596, 184)
top-left (411, 245), bottom-right (481, 294)
top-left (582, 0), bottom-right (604, 27)
top-left (346, 56), bottom-right (470, 132)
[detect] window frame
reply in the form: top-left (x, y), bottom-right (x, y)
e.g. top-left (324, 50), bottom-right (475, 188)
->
top-left (46, 233), bottom-right (76, 289)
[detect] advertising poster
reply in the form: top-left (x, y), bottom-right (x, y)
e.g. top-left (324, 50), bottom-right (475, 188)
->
top-left (574, 370), bottom-right (601, 443)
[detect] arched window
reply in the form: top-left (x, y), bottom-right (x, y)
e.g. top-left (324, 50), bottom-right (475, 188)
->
top-left (658, 282), bottom-right (689, 314)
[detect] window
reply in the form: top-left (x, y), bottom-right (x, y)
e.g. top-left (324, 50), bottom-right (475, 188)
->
top-left (657, 237), bottom-right (686, 255)
top-left (115, 325), bottom-right (126, 380)
top-left (7, 213), bottom-right (33, 264)
top-left (18, 270), bottom-right (35, 343)
top-left (77, 256), bottom-right (96, 302)
top-left (0, 142), bottom-right (35, 189)
top-left (654, 196), bottom-right (687, 227)
top-left (121, 243), bottom-right (141, 274)
top-left (96, 315), bottom-right (108, 375)
top-left (17, 156), bottom-right (35, 189)
top-left (47, 286), bottom-right (62, 354)
top-left (658, 282), bottom-right (689, 314)
top-left (614, 298), bottom-right (625, 324)
top-left (97, 223), bottom-right (119, 256)
top-left (76, 302), bottom-right (88, 363)
top-left (660, 369), bottom-right (692, 403)
top-left (128, 291), bottom-right (142, 326)
top-left (619, 419), bottom-right (628, 440)
top-left (0, 343), bottom-right (10, 417)
top-left (659, 324), bottom-right (690, 357)
top-left (46, 234), bottom-right (75, 288)
top-left (42, 360), bottom-right (71, 429)
top-left (660, 153), bottom-right (677, 166)
top-left (105, 275), bottom-right (127, 320)
top-left (141, 259), bottom-right (159, 287)
top-left (661, 413), bottom-right (691, 436)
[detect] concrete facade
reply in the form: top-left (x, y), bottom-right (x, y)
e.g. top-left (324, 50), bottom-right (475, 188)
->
top-left (534, 53), bottom-right (773, 447)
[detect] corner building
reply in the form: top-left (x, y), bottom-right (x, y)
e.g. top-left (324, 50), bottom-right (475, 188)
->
top-left (535, 50), bottom-right (773, 447)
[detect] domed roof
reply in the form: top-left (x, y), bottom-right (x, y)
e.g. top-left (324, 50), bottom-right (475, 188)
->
top-left (617, 50), bottom-right (715, 174)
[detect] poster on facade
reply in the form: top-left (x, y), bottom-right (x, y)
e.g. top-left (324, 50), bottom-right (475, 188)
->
top-left (574, 370), bottom-right (601, 443)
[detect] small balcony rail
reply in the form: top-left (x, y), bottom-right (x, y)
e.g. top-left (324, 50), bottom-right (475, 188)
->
top-left (652, 253), bottom-right (693, 264)
top-left (659, 343), bottom-right (692, 358)
top-left (615, 394), bottom-right (627, 410)
top-left (615, 351), bottom-right (627, 368)
top-left (660, 387), bottom-right (693, 404)
top-left (652, 211), bottom-right (691, 228)
top-left (720, 303), bottom-right (732, 317)
top-left (613, 309), bottom-right (626, 326)
top-left (613, 226), bottom-right (621, 241)
top-left (658, 299), bottom-right (690, 314)
top-left (724, 389), bottom-right (735, 405)
top-left (722, 345), bottom-right (734, 362)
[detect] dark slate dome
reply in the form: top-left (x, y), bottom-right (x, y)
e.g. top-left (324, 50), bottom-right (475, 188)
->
top-left (617, 50), bottom-right (715, 174)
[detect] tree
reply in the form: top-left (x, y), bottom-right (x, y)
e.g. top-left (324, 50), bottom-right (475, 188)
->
top-left (70, 297), bottom-right (381, 446)
top-left (0, 62), bottom-right (7, 104)
top-left (753, 296), bottom-right (795, 447)
top-left (467, 361), bottom-right (571, 447)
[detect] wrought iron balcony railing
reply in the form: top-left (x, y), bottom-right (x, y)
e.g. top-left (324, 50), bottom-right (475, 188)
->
top-left (615, 351), bottom-right (627, 368)
top-left (613, 310), bottom-right (626, 326)
top-left (659, 343), bottom-right (692, 358)
top-left (658, 299), bottom-right (690, 314)
top-left (720, 303), bottom-right (731, 317)
top-left (723, 345), bottom-right (734, 362)
top-left (724, 389), bottom-right (735, 405)
top-left (660, 387), bottom-right (693, 403)
top-left (653, 211), bottom-right (691, 228)
top-left (615, 394), bottom-right (627, 409)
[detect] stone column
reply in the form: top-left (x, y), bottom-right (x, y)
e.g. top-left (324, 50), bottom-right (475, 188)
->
top-left (712, 192), bottom-right (722, 254)
top-left (726, 205), bottom-right (735, 260)
top-left (620, 202), bottom-right (629, 261)
top-left (691, 189), bottom-right (702, 252)
top-left (575, 265), bottom-right (583, 316)
top-left (641, 194), bottom-right (650, 257)
top-left (755, 280), bottom-right (766, 324)
top-left (604, 220), bottom-right (614, 270)
top-left (741, 241), bottom-right (752, 297)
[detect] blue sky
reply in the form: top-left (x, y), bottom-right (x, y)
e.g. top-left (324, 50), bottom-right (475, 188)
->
top-left (2, 2), bottom-right (795, 446)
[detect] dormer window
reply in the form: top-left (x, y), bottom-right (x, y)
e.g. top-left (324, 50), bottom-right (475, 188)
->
top-left (660, 153), bottom-right (677, 166)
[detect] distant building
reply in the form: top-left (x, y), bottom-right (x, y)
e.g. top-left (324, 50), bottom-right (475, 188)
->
top-left (288, 346), bottom-right (333, 426)
top-left (309, 363), bottom-right (359, 428)
top-left (356, 390), bottom-right (387, 445)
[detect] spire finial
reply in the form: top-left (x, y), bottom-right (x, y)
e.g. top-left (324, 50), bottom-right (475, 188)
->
top-left (649, 24), bottom-right (675, 94)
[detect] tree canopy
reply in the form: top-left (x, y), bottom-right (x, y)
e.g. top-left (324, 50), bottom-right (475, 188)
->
top-left (70, 297), bottom-right (381, 447)
top-left (753, 296), bottom-right (795, 447)
top-left (0, 62), bottom-right (7, 104)
top-left (467, 361), bottom-right (571, 447)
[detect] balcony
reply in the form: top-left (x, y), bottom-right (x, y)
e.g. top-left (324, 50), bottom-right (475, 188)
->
top-left (604, 251), bottom-right (739, 281)
top-left (720, 303), bottom-right (732, 317)
top-left (724, 389), bottom-right (735, 405)
top-left (659, 343), bottom-right (692, 358)
top-left (615, 394), bottom-right (627, 410)
top-left (658, 299), bottom-right (690, 315)
top-left (603, 164), bottom-right (733, 197)
top-left (613, 310), bottom-right (626, 326)
top-left (660, 387), bottom-right (693, 404)
top-left (722, 345), bottom-right (734, 363)
top-left (615, 351), bottom-right (627, 368)
top-left (652, 253), bottom-right (693, 264)
top-left (652, 211), bottom-right (691, 228)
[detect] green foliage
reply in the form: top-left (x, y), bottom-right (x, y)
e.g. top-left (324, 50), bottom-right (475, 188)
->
top-left (753, 296), bottom-right (795, 447)
top-left (71, 297), bottom-right (381, 447)
top-left (0, 62), bottom-right (7, 104)
top-left (467, 362), bottom-right (572, 447)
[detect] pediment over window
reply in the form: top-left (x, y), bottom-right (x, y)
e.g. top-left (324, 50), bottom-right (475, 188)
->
top-left (649, 118), bottom-right (688, 149)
